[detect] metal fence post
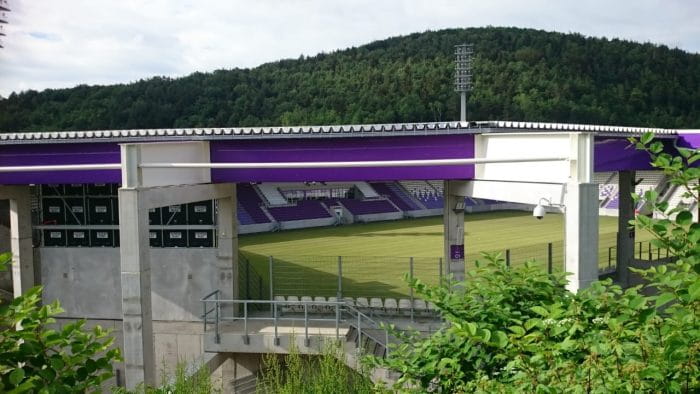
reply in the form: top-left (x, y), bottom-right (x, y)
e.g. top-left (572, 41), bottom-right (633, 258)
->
top-left (245, 260), bottom-right (250, 299)
top-left (337, 256), bottom-right (343, 300)
top-left (648, 243), bottom-right (652, 260)
top-left (243, 302), bottom-right (249, 345)
top-left (269, 256), bottom-right (274, 316)
top-left (214, 291), bottom-right (220, 344)
top-left (335, 303), bottom-right (340, 341)
top-left (608, 247), bottom-right (612, 270)
top-left (274, 303), bottom-right (279, 346)
top-left (357, 313), bottom-right (362, 352)
top-left (409, 257), bottom-right (414, 322)
top-left (385, 330), bottom-right (390, 358)
top-left (505, 249), bottom-right (511, 267)
top-left (304, 303), bottom-right (310, 347)
top-left (202, 300), bottom-right (207, 333)
top-left (547, 243), bottom-right (553, 274)
top-left (638, 242), bottom-right (642, 259)
top-left (438, 257), bottom-right (443, 284)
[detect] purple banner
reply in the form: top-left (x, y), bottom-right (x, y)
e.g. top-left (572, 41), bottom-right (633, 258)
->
top-left (210, 134), bottom-right (476, 182)
top-left (594, 137), bottom-right (657, 172)
top-left (0, 143), bottom-right (121, 185)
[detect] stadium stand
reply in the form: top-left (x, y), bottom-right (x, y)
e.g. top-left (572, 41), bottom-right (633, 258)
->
top-left (369, 182), bottom-right (422, 211)
top-left (605, 195), bottom-right (620, 209)
top-left (327, 198), bottom-right (399, 215)
top-left (236, 183), bottom-right (271, 223)
top-left (422, 194), bottom-right (444, 209)
top-left (237, 203), bottom-right (257, 225)
top-left (266, 199), bottom-right (332, 222)
top-left (235, 171), bottom-right (672, 229)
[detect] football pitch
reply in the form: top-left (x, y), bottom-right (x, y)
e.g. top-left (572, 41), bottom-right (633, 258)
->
top-left (239, 210), bottom-right (653, 298)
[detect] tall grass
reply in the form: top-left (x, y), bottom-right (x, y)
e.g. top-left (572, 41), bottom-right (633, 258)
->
top-left (257, 341), bottom-right (378, 394)
top-left (113, 363), bottom-right (217, 394)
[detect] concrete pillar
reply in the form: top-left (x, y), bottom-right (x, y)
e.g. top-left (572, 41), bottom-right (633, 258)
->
top-left (443, 180), bottom-right (465, 281)
top-left (216, 184), bottom-right (238, 313)
top-left (564, 133), bottom-right (598, 292)
top-left (616, 170), bottom-right (636, 287)
top-left (1, 186), bottom-right (35, 296)
top-left (118, 188), bottom-right (156, 388)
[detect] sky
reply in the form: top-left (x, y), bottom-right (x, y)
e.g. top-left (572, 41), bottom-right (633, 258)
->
top-left (0, 0), bottom-right (698, 97)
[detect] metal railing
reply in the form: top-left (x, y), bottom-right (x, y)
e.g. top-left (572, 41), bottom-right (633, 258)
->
top-left (239, 232), bottom-right (675, 301)
top-left (201, 290), bottom-right (394, 356)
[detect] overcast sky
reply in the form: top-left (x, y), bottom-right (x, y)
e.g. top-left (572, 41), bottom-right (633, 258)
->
top-left (0, 0), bottom-right (698, 97)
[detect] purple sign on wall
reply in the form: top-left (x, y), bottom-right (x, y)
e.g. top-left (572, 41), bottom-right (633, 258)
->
top-left (450, 244), bottom-right (465, 260)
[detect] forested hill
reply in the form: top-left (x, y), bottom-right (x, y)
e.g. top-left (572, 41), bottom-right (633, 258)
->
top-left (1, 27), bottom-right (699, 132)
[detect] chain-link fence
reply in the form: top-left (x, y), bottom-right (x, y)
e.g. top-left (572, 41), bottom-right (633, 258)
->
top-left (240, 232), bottom-right (667, 300)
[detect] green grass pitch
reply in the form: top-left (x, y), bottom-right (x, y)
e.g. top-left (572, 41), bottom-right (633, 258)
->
top-left (239, 210), bottom-right (653, 298)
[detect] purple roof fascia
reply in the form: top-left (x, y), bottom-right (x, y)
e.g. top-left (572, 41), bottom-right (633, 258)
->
top-left (677, 133), bottom-right (700, 149)
top-left (0, 143), bottom-right (121, 185)
top-left (594, 137), bottom-right (660, 172)
top-left (210, 135), bottom-right (476, 182)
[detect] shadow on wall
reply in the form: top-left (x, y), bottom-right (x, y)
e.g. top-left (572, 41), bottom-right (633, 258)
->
top-left (0, 220), bottom-right (11, 292)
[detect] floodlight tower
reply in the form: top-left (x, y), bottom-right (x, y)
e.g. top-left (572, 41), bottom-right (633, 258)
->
top-left (454, 43), bottom-right (474, 122)
top-left (0, 0), bottom-right (9, 49)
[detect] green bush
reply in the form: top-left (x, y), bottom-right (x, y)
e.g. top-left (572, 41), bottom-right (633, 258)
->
top-left (0, 252), bottom-right (121, 393)
top-left (371, 134), bottom-right (699, 393)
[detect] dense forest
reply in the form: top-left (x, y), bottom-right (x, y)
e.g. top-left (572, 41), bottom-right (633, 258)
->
top-left (1, 27), bottom-right (699, 132)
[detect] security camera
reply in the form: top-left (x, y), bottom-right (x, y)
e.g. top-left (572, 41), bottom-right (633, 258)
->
top-left (533, 204), bottom-right (546, 220)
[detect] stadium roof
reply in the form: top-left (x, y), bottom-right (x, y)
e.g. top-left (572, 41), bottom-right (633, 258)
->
top-left (0, 120), bottom-right (681, 145)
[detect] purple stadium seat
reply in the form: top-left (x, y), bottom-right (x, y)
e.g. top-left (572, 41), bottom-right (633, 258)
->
top-left (267, 200), bottom-right (332, 221)
top-left (369, 182), bottom-right (421, 211)
top-left (236, 183), bottom-right (271, 224)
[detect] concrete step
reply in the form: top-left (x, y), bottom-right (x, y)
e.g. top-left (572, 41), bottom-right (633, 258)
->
top-left (232, 374), bottom-right (257, 394)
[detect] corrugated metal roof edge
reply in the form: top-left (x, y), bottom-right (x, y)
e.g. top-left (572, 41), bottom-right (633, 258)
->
top-left (0, 120), bottom-right (682, 144)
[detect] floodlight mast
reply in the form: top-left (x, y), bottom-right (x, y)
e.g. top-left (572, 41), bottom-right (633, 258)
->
top-left (454, 43), bottom-right (474, 122)
top-left (0, 0), bottom-right (10, 49)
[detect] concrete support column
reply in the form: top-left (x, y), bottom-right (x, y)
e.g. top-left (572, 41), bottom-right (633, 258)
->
top-left (216, 184), bottom-right (238, 311)
top-left (564, 133), bottom-right (598, 292)
top-left (8, 186), bottom-right (35, 296)
top-left (118, 188), bottom-right (156, 389)
top-left (443, 180), bottom-right (465, 281)
top-left (564, 183), bottom-right (599, 292)
top-left (616, 170), bottom-right (636, 287)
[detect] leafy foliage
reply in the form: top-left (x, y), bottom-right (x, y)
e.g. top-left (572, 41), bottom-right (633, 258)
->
top-left (2, 27), bottom-right (700, 132)
top-left (370, 139), bottom-right (699, 392)
top-left (0, 252), bottom-right (121, 393)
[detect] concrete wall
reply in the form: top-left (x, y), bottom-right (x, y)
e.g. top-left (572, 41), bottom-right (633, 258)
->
top-left (53, 318), bottom-right (206, 388)
top-left (239, 222), bottom-right (276, 234)
top-left (354, 211), bottom-right (404, 223)
top-left (41, 248), bottom-right (222, 321)
top-left (279, 217), bottom-right (336, 231)
top-left (405, 209), bottom-right (442, 218)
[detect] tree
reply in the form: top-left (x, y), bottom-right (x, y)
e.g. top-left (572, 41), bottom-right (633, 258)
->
top-left (0, 253), bottom-right (121, 392)
top-left (371, 134), bottom-right (699, 392)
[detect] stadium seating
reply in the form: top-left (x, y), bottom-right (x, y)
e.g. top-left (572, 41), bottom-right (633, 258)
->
top-left (271, 295), bottom-right (440, 318)
top-left (237, 183), bottom-right (271, 224)
top-left (267, 200), bottom-right (332, 222)
top-left (237, 203), bottom-right (257, 225)
top-left (327, 198), bottom-right (399, 215)
top-left (369, 182), bottom-right (421, 211)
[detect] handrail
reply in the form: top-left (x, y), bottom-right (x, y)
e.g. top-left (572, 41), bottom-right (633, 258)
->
top-left (201, 291), bottom-right (393, 356)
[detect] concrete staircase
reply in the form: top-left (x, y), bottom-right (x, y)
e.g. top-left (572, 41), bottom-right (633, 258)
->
top-left (231, 374), bottom-right (257, 394)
